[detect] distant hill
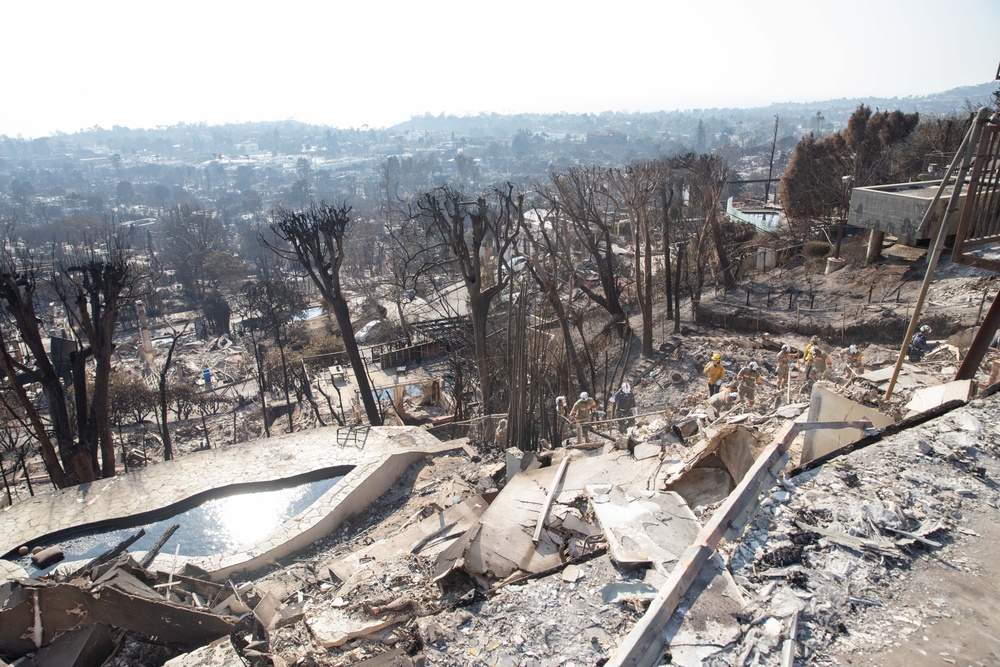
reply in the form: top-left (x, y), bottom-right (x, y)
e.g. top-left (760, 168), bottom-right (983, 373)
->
top-left (386, 82), bottom-right (997, 137)
top-left (758, 82), bottom-right (996, 117)
top-left (2, 83), bottom-right (993, 150)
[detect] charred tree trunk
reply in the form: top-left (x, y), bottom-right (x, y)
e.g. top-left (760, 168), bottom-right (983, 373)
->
top-left (328, 295), bottom-right (383, 425)
top-left (661, 181), bottom-right (674, 319)
top-left (708, 206), bottom-right (736, 290)
top-left (0, 340), bottom-right (68, 488)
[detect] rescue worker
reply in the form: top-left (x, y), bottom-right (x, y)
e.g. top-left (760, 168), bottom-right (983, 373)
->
top-left (802, 335), bottom-right (820, 380)
top-left (555, 396), bottom-right (568, 419)
top-left (494, 418), bottom-right (508, 445)
top-left (553, 396), bottom-right (569, 448)
top-left (775, 344), bottom-right (795, 389)
top-left (570, 391), bottom-right (597, 422)
top-left (908, 325), bottom-right (938, 362)
top-left (707, 386), bottom-right (738, 415)
top-left (611, 381), bottom-right (636, 420)
top-left (806, 346), bottom-right (831, 383)
top-left (736, 361), bottom-right (763, 408)
top-left (840, 344), bottom-right (864, 378)
top-left (703, 353), bottom-right (725, 397)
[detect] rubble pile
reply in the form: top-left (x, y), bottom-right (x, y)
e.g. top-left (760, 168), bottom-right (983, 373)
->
top-left (5, 244), bottom-right (1000, 665)
top-left (723, 394), bottom-right (1000, 665)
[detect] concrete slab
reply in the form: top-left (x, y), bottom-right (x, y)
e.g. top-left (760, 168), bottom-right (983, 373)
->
top-left (586, 485), bottom-right (699, 570)
top-left (659, 425), bottom-right (762, 492)
top-left (904, 379), bottom-right (974, 414)
top-left (306, 606), bottom-right (407, 648)
top-left (801, 386), bottom-right (895, 465)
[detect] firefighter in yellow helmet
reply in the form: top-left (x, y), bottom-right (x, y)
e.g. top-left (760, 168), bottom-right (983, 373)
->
top-left (703, 352), bottom-right (725, 397)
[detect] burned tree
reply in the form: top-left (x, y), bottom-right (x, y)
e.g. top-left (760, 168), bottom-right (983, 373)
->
top-left (0, 226), bottom-right (146, 487)
top-left (606, 161), bottom-right (664, 356)
top-left (236, 257), bottom-right (307, 435)
top-left (521, 204), bottom-right (592, 393)
top-left (268, 203), bottom-right (383, 426)
top-left (668, 153), bottom-right (734, 301)
top-left (414, 185), bottom-right (521, 414)
top-left (0, 391), bottom-right (36, 504)
top-left (541, 166), bottom-right (627, 322)
top-left (155, 323), bottom-right (188, 461)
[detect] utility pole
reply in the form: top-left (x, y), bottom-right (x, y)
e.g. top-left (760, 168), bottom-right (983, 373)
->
top-left (764, 115), bottom-right (779, 205)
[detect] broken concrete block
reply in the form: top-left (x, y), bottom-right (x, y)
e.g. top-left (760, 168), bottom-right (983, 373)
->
top-left (633, 443), bottom-right (662, 460)
top-left (586, 486), bottom-right (696, 568)
top-left (675, 418), bottom-right (700, 438)
top-left (253, 591), bottom-right (281, 630)
top-left (600, 581), bottom-right (659, 604)
top-left (801, 386), bottom-right (894, 465)
top-left (306, 606), bottom-right (407, 648)
top-left (328, 496), bottom-right (488, 582)
top-left (904, 379), bottom-right (974, 414)
top-left (558, 511), bottom-right (600, 537)
top-left (272, 601), bottom-right (307, 629)
top-left (505, 447), bottom-right (538, 482)
top-left (31, 546), bottom-right (64, 569)
top-left (561, 564), bottom-right (583, 583)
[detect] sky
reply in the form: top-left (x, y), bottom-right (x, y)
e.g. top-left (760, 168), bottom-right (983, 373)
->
top-left (2, 0), bottom-right (998, 138)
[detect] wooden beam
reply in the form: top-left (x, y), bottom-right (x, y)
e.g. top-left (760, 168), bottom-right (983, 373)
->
top-left (606, 420), bottom-right (870, 667)
top-left (532, 454), bottom-right (571, 544)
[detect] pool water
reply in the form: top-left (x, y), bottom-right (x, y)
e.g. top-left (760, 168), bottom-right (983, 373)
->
top-left (16, 473), bottom-right (344, 576)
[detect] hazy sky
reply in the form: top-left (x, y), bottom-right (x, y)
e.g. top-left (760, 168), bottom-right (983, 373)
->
top-left (3, 0), bottom-right (997, 138)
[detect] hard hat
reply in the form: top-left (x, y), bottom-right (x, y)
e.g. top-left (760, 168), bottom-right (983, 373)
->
top-left (849, 344), bottom-right (858, 354)
top-left (813, 347), bottom-right (823, 355)
top-left (712, 353), bottom-right (721, 361)
top-left (621, 382), bottom-right (632, 392)
top-left (811, 335), bottom-right (819, 342)
top-left (919, 325), bottom-right (931, 334)
top-left (580, 392), bottom-right (588, 400)
top-left (781, 344), bottom-right (790, 352)
top-left (749, 361), bottom-right (758, 370)
top-left (556, 395), bottom-right (566, 404)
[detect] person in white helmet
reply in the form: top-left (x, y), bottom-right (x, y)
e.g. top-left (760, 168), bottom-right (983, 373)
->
top-left (908, 325), bottom-right (937, 362)
top-left (494, 418), bottom-right (508, 445)
top-left (736, 361), bottom-right (763, 408)
top-left (775, 344), bottom-right (795, 389)
top-left (840, 343), bottom-right (864, 378)
top-left (552, 396), bottom-right (569, 448)
top-left (570, 391), bottom-right (597, 422)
